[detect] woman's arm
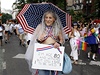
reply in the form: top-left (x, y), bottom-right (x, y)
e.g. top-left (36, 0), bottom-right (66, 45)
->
top-left (68, 30), bottom-right (74, 38)
top-left (58, 30), bottom-right (64, 44)
top-left (53, 30), bottom-right (64, 48)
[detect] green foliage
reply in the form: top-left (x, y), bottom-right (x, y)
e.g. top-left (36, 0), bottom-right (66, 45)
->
top-left (13, 0), bottom-right (66, 12)
top-left (91, 0), bottom-right (100, 18)
top-left (1, 13), bottom-right (12, 24)
top-left (69, 9), bottom-right (85, 22)
top-left (26, 0), bottom-right (38, 3)
top-left (69, 9), bottom-right (75, 15)
top-left (56, 0), bottom-right (66, 11)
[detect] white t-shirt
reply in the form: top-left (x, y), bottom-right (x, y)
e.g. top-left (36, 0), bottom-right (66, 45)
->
top-left (13, 24), bottom-right (18, 29)
top-left (9, 24), bottom-right (14, 32)
top-left (17, 24), bottom-right (24, 34)
top-left (4, 24), bottom-right (10, 31)
top-left (0, 26), bottom-right (3, 36)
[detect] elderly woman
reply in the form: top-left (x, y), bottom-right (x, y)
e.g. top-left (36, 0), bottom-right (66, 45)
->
top-left (25, 10), bottom-right (65, 75)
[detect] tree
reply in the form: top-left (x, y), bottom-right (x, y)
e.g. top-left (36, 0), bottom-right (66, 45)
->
top-left (26, 0), bottom-right (38, 3)
top-left (90, 0), bottom-right (100, 19)
top-left (13, 0), bottom-right (66, 12)
top-left (13, 0), bottom-right (26, 12)
top-left (1, 13), bottom-right (12, 24)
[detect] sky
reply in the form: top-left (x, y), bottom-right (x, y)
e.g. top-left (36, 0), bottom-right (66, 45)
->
top-left (1, 0), bottom-right (16, 10)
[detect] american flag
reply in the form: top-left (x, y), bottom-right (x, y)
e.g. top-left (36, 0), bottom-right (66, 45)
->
top-left (63, 13), bottom-right (72, 34)
top-left (17, 3), bottom-right (72, 34)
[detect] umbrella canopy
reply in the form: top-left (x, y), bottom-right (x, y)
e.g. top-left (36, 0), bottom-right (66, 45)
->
top-left (17, 3), bottom-right (72, 34)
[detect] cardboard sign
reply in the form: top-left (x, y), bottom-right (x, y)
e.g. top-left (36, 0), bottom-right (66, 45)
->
top-left (32, 43), bottom-right (65, 71)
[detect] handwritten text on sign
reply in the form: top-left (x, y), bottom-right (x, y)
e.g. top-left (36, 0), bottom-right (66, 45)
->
top-left (32, 43), bottom-right (65, 71)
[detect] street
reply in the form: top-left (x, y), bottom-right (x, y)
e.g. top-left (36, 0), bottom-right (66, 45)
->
top-left (0, 34), bottom-right (100, 75)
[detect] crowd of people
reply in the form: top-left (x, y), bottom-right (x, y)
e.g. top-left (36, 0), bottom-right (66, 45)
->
top-left (0, 19), bottom-right (32, 48)
top-left (69, 19), bottom-right (100, 64)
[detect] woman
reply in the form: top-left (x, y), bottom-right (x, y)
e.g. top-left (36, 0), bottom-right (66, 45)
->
top-left (0, 20), bottom-right (4, 46)
top-left (25, 10), bottom-right (65, 75)
top-left (4, 20), bottom-right (10, 43)
top-left (69, 22), bottom-right (81, 64)
top-left (86, 23), bottom-right (99, 60)
top-left (16, 23), bottom-right (25, 46)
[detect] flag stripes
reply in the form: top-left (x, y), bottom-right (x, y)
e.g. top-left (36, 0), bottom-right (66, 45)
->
top-left (63, 14), bottom-right (72, 34)
top-left (17, 15), bottom-right (34, 34)
top-left (17, 4), bottom-right (30, 16)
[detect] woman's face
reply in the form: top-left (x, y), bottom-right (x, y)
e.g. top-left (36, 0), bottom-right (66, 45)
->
top-left (44, 13), bottom-right (55, 26)
top-left (73, 25), bottom-right (78, 29)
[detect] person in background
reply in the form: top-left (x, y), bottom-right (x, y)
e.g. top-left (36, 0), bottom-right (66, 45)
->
top-left (9, 21), bottom-right (15, 36)
top-left (98, 27), bottom-right (100, 54)
top-left (16, 23), bottom-right (25, 46)
top-left (13, 20), bottom-right (17, 35)
top-left (79, 23), bottom-right (89, 37)
top-left (86, 23), bottom-right (99, 60)
top-left (3, 20), bottom-right (10, 43)
top-left (0, 20), bottom-right (5, 46)
top-left (69, 22), bottom-right (81, 64)
top-left (97, 23), bottom-right (100, 28)
top-left (25, 10), bottom-right (65, 75)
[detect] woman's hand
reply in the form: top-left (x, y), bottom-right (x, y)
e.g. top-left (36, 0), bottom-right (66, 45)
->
top-left (38, 34), bottom-right (45, 42)
top-left (53, 42), bottom-right (60, 48)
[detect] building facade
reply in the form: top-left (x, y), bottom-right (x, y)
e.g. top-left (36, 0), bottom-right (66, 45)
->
top-left (66, 0), bottom-right (93, 16)
top-left (12, 0), bottom-right (20, 19)
top-left (66, 0), bottom-right (83, 11)
top-left (12, 4), bottom-right (19, 19)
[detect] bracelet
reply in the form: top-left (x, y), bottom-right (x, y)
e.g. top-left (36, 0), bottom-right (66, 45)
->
top-left (57, 42), bottom-right (62, 46)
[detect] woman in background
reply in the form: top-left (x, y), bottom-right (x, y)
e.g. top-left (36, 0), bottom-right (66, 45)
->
top-left (0, 20), bottom-right (5, 46)
top-left (69, 22), bottom-right (81, 64)
top-left (86, 23), bottom-right (99, 60)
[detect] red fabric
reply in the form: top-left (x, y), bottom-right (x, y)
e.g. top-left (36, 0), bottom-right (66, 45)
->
top-left (35, 70), bottom-right (38, 75)
top-left (93, 20), bottom-right (100, 23)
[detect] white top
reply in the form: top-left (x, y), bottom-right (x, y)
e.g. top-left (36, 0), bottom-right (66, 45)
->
top-left (17, 24), bottom-right (24, 34)
top-left (74, 31), bottom-right (81, 38)
top-left (9, 24), bottom-right (14, 32)
top-left (13, 24), bottom-right (18, 29)
top-left (0, 26), bottom-right (3, 36)
top-left (4, 24), bottom-right (10, 31)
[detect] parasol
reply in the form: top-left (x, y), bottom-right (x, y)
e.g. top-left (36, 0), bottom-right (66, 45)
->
top-left (17, 3), bottom-right (72, 34)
